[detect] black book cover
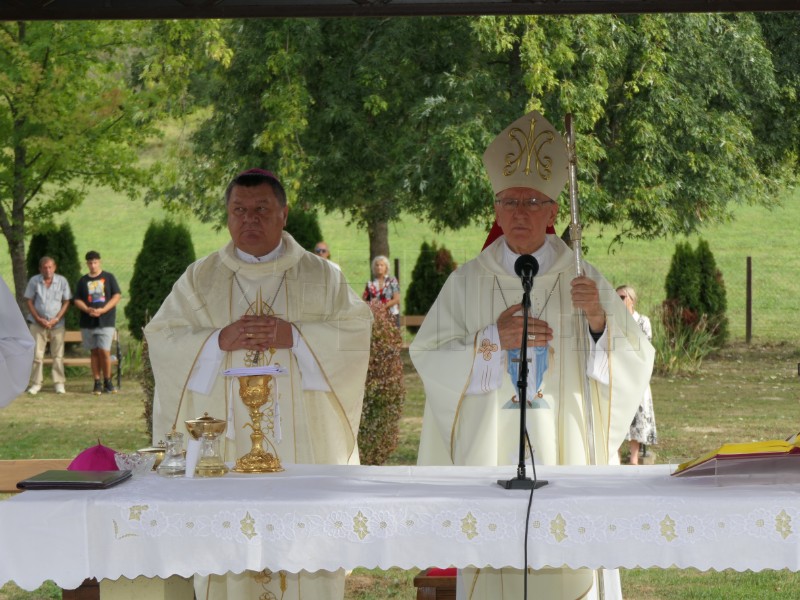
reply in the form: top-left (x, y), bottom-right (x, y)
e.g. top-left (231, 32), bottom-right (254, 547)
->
top-left (17, 469), bottom-right (132, 490)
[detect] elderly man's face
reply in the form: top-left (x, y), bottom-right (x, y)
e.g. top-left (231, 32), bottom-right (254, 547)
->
top-left (39, 260), bottom-right (56, 281)
top-left (494, 186), bottom-right (558, 255)
top-left (227, 183), bottom-right (288, 257)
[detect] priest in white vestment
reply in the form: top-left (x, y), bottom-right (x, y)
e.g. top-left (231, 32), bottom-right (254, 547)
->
top-left (410, 111), bottom-right (655, 600)
top-left (145, 169), bottom-right (372, 600)
top-left (0, 275), bottom-right (34, 407)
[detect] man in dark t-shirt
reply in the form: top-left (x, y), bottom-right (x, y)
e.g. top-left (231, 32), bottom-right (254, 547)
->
top-left (74, 250), bottom-right (122, 395)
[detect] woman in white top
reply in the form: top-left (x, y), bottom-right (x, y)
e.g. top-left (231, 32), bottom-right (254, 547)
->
top-left (617, 285), bottom-right (658, 465)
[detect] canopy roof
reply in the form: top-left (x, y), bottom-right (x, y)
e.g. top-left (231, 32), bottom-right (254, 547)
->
top-left (1, 0), bottom-right (798, 20)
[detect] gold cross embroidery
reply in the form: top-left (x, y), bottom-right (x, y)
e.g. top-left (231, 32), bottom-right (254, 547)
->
top-left (478, 338), bottom-right (499, 360)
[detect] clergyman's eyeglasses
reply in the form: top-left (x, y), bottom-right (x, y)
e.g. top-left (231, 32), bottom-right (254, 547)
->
top-left (494, 198), bottom-right (555, 212)
top-left (315, 248), bottom-right (328, 255)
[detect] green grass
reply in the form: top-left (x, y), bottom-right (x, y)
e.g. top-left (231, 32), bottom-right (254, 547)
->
top-left (3, 342), bottom-right (800, 599)
top-left (3, 182), bottom-right (800, 599)
top-left (3, 183), bottom-right (799, 346)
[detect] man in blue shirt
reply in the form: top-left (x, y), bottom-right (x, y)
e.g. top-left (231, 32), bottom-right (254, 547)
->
top-left (24, 256), bottom-right (71, 395)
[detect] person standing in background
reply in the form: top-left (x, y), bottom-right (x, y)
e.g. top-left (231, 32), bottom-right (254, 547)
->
top-left (362, 255), bottom-right (401, 327)
top-left (617, 284), bottom-right (658, 465)
top-left (74, 250), bottom-right (121, 395)
top-left (24, 256), bottom-right (71, 395)
top-left (314, 240), bottom-right (341, 270)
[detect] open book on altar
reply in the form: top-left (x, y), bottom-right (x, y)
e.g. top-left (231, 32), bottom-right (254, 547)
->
top-left (672, 435), bottom-right (800, 481)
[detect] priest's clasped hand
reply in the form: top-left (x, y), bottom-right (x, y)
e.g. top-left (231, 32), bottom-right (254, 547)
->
top-left (218, 314), bottom-right (294, 352)
top-left (496, 303), bottom-right (553, 350)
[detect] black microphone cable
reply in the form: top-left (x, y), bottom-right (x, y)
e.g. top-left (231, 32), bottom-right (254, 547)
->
top-left (523, 428), bottom-right (538, 599)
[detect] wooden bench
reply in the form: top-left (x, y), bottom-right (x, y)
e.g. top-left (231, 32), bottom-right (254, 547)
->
top-left (413, 568), bottom-right (456, 600)
top-left (399, 315), bottom-right (426, 328)
top-left (399, 315), bottom-right (425, 349)
top-left (41, 329), bottom-right (122, 388)
top-left (1, 459), bottom-right (100, 598)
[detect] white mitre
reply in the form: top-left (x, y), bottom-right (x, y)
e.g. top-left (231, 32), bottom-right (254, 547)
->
top-left (482, 109), bottom-right (569, 200)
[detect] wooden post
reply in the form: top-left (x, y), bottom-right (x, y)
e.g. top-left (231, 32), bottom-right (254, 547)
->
top-left (745, 256), bottom-right (752, 344)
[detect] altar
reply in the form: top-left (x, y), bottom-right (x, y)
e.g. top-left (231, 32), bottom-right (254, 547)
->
top-left (2, 463), bottom-right (800, 592)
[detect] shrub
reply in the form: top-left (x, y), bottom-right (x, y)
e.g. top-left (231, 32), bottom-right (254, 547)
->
top-left (404, 241), bottom-right (456, 330)
top-left (125, 220), bottom-right (196, 340)
top-left (140, 336), bottom-right (155, 440)
top-left (26, 223), bottom-right (82, 330)
top-left (664, 241), bottom-right (700, 319)
top-left (695, 239), bottom-right (729, 346)
top-left (660, 239), bottom-right (729, 372)
top-left (285, 204), bottom-right (323, 251)
top-left (652, 303), bottom-right (717, 376)
top-left (358, 300), bottom-right (405, 465)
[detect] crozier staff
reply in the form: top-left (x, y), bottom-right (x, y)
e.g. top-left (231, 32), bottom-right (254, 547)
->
top-left (145, 168), bottom-right (371, 600)
top-left (410, 110), bottom-right (655, 600)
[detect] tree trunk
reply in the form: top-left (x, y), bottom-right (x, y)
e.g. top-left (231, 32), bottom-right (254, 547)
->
top-left (367, 218), bottom-right (390, 262)
top-left (9, 232), bottom-right (27, 309)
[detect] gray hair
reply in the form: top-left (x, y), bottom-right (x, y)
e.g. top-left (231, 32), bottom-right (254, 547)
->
top-left (371, 255), bottom-right (390, 276)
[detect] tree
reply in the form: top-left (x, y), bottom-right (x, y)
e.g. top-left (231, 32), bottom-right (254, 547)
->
top-left (26, 222), bottom-right (81, 330)
top-left (695, 239), bottom-right (728, 346)
top-left (151, 14), bottom-right (800, 256)
top-left (0, 20), bottom-right (162, 304)
top-left (405, 241), bottom-right (457, 324)
top-left (284, 204), bottom-right (323, 252)
top-left (664, 241), bottom-right (700, 315)
top-left (126, 220), bottom-right (196, 340)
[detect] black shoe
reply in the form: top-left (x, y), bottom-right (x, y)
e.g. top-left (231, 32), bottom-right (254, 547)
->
top-left (103, 378), bottom-right (117, 394)
top-left (93, 380), bottom-right (103, 395)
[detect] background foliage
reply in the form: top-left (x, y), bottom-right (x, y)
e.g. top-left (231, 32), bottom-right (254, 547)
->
top-left (284, 204), bottom-right (323, 252)
top-left (405, 241), bottom-right (457, 324)
top-left (358, 301), bottom-right (406, 465)
top-left (144, 14), bottom-right (799, 264)
top-left (659, 240), bottom-right (729, 374)
top-left (125, 220), bottom-right (196, 340)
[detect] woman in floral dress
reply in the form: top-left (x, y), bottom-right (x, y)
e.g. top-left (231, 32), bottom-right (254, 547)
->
top-left (617, 285), bottom-right (657, 464)
top-left (363, 255), bottom-right (401, 327)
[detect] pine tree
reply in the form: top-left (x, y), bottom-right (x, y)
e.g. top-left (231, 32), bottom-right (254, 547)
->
top-left (664, 241), bottom-right (701, 318)
top-left (126, 220), bottom-right (196, 340)
top-left (404, 241), bottom-right (456, 329)
top-left (284, 204), bottom-right (323, 252)
top-left (695, 239), bottom-right (729, 345)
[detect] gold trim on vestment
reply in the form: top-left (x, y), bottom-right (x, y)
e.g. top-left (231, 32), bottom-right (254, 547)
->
top-left (449, 330), bottom-right (483, 462)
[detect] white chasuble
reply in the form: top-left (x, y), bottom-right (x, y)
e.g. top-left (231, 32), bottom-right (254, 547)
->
top-left (145, 232), bottom-right (371, 600)
top-left (411, 234), bottom-right (655, 600)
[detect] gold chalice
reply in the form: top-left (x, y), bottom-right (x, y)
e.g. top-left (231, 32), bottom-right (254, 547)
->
top-left (233, 374), bottom-right (284, 473)
top-left (185, 413), bottom-right (229, 477)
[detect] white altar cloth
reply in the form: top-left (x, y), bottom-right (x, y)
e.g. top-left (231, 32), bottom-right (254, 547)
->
top-left (2, 464), bottom-right (800, 591)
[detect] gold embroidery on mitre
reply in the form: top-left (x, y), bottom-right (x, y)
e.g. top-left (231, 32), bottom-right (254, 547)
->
top-left (504, 115), bottom-right (555, 181)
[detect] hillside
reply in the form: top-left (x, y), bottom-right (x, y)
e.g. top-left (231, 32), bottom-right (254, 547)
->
top-left (2, 184), bottom-right (798, 344)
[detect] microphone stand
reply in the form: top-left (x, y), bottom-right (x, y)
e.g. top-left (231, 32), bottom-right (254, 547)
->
top-left (498, 271), bottom-right (548, 490)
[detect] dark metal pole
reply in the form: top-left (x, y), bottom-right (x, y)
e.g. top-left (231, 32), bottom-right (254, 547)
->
top-left (746, 257), bottom-right (752, 344)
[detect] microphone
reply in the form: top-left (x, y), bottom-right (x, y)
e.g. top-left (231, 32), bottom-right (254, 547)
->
top-left (514, 255), bottom-right (539, 292)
